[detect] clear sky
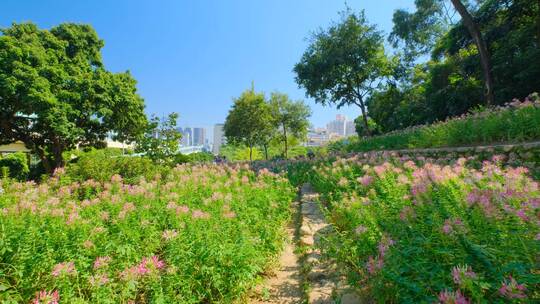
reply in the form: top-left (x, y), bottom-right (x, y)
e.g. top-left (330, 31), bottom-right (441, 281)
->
top-left (1, 0), bottom-right (415, 135)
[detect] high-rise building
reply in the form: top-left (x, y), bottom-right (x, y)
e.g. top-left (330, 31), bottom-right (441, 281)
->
top-left (183, 127), bottom-right (193, 146)
top-left (213, 124), bottom-right (225, 155)
top-left (326, 115), bottom-right (347, 136)
top-left (345, 120), bottom-right (356, 137)
top-left (193, 128), bottom-right (206, 146)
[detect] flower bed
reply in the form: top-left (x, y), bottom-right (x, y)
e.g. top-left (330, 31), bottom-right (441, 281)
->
top-left (0, 164), bottom-right (295, 303)
top-left (296, 155), bottom-right (539, 302)
top-left (336, 95), bottom-right (540, 153)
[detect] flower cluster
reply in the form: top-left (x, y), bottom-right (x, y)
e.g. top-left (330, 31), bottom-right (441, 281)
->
top-left (297, 154), bottom-right (538, 302)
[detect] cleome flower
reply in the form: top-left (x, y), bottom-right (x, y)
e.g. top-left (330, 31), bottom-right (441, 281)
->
top-left (499, 276), bottom-right (527, 299)
top-left (120, 256), bottom-right (165, 281)
top-left (93, 256), bottom-right (112, 270)
top-left (451, 265), bottom-right (476, 285)
top-left (32, 290), bottom-right (59, 304)
top-left (88, 273), bottom-right (110, 287)
top-left (162, 229), bottom-right (179, 241)
top-left (51, 261), bottom-right (76, 277)
top-left (437, 289), bottom-right (470, 304)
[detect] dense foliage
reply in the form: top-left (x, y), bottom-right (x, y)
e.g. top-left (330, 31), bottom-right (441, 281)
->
top-left (223, 87), bottom-right (311, 160)
top-left (336, 97), bottom-right (540, 152)
top-left (294, 10), bottom-right (391, 135)
top-left (0, 152), bottom-right (29, 180)
top-left (0, 164), bottom-right (295, 303)
top-left (135, 113), bottom-right (182, 165)
top-left (0, 23), bottom-right (147, 173)
top-left (370, 0), bottom-right (540, 132)
top-left (64, 149), bottom-right (164, 185)
top-left (290, 153), bottom-right (539, 302)
top-left (224, 88), bottom-right (273, 161)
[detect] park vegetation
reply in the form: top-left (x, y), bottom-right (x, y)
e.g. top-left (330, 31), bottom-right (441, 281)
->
top-left (1, 2), bottom-right (540, 303)
top-left (294, 0), bottom-right (540, 140)
top-left (0, 164), bottom-right (295, 303)
top-left (223, 87), bottom-right (311, 161)
top-left (331, 95), bottom-right (540, 153)
top-left (285, 151), bottom-right (539, 303)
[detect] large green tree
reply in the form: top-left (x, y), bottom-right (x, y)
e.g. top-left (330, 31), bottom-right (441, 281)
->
top-left (268, 92), bottom-right (311, 158)
top-left (391, 0), bottom-right (495, 105)
top-left (294, 10), bottom-right (391, 136)
top-left (370, 0), bottom-right (540, 133)
top-left (0, 23), bottom-right (147, 173)
top-left (224, 88), bottom-right (272, 161)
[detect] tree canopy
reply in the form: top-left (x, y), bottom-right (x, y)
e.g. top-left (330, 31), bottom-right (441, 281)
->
top-left (0, 22), bottom-right (147, 172)
top-left (294, 10), bottom-right (391, 135)
top-left (368, 0), bottom-right (540, 133)
top-left (223, 88), bottom-right (272, 161)
top-left (269, 92), bottom-right (311, 158)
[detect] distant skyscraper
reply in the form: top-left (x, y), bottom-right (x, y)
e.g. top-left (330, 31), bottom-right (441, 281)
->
top-left (183, 127), bottom-right (193, 146)
top-left (213, 124), bottom-right (225, 154)
top-left (345, 120), bottom-right (356, 137)
top-left (193, 128), bottom-right (205, 146)
top-left (327, 115), bottom-right (347, 136)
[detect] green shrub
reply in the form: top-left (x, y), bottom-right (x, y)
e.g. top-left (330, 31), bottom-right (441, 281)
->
top-left (65, 149), bottom-right (165, 184)
top-left (0, 152), bottom-right (29, 180)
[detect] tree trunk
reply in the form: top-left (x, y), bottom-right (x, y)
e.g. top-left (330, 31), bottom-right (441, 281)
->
top-left (450, 0), bottom-right (495, 106)
top-left (357, 96), bottom-right (372, 137)
top-left (263, 144), bottom-right (269, 160)
top-left (36, 148), bottom-right (52, 174)
top-left (537, 0), bottom-right (540, 47)
top-left (249, 145), bottom-right (253, 161)
top-left (51, 141), bottom-right (65, 173)
top-left (283, 126), bottom-right (288, 159)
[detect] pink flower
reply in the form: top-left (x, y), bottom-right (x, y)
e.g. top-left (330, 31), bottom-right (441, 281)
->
top-left (451, 265), bottom-right (476, 285)
top-left (88, 273), bottom-right (109, 286)
top-left (399, 206), bottom-right (415, 221)
top-left (338, 177), bottom-right (348, 187)
top-left (366, 256), bottom-right (383, 274)
top-left (357, 175), bottom-right (374, 187)
top-left (499, 276), bottom-right (527, 299)
top-left (83, 240), bottom-right (95, 249)
top-left (111, 174), bottom-right (123, 183)
top-left (223, 211), bottom-right (236, 219)
top-left (191, 209), bottom-right (210, 219)
top-left (377, 237), bottom-right (396, 257)
top-left (93, 256), bottom-right (112, 269)
top-left (162, 229), bottom-right (178, 241)
top-left (120, 256), bottom-right (165, 280)
top-left (175, 205), bottom-right (190, 215)
top-left (442, 222), bottom-right (453, 234)
top-left (100, 211), bottom-right (110, 221)
top-left (51, 261), bottom-right (76, 277)
top-left (515, 209), bottom-right (528, 221)
top-left (437, 290), bottom-right (469, 304)
top-left (32, 290), bottom-right (59, 304)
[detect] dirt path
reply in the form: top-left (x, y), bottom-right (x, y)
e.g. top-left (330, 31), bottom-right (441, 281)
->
top-left (250, 202), bottom-right (304, 304)
top-left (251, 184), bottom-right (363, 304)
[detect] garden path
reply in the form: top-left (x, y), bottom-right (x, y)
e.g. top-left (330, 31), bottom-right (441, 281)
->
top-left (251, 184), bottom-right (364, 304)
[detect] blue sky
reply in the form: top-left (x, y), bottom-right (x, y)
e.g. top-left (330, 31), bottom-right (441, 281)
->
top-left (1, 0), bottom-right (415, 135)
